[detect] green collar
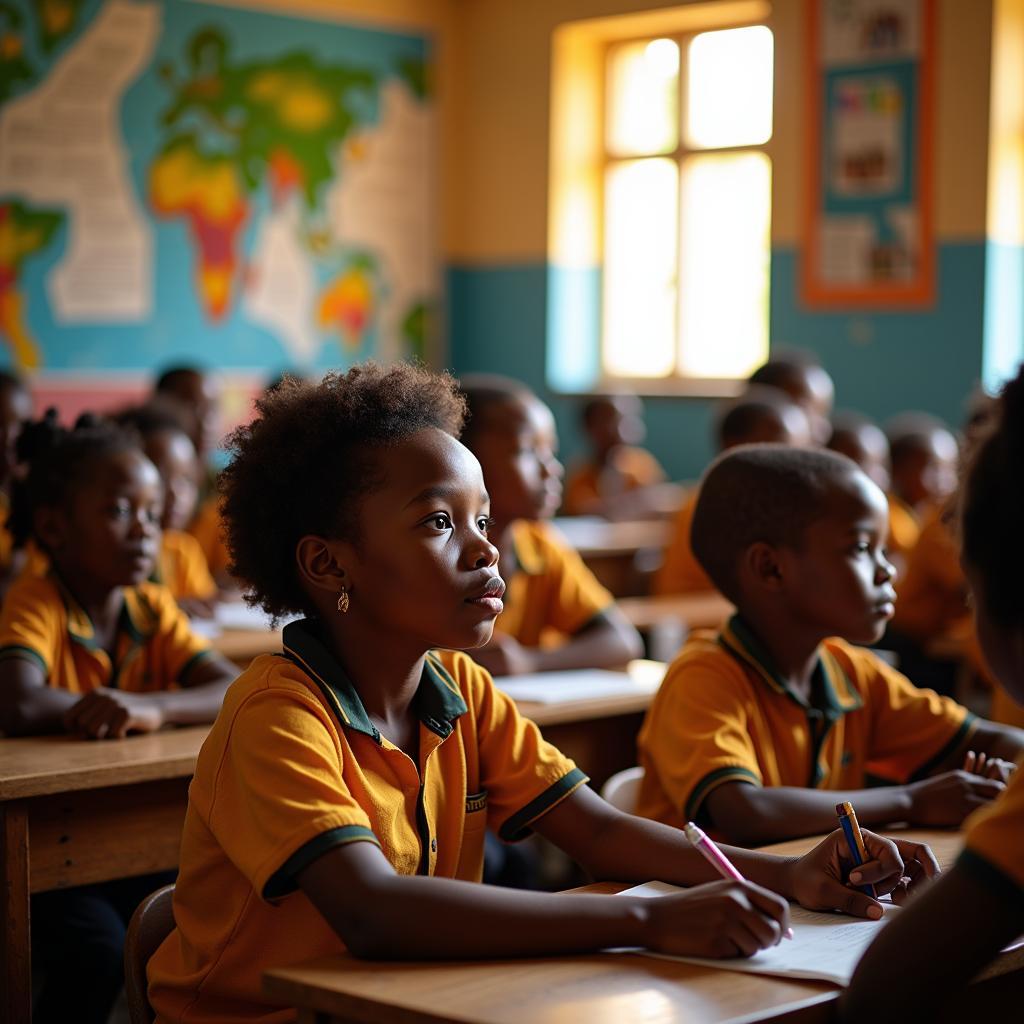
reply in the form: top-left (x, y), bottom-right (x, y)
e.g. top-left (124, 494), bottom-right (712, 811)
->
top-left (281, 619), bottom-right (469, 740)
top-left (49, 570), bottom-right (153, 652)
top-left (718, 614), bottom-right (863, 717)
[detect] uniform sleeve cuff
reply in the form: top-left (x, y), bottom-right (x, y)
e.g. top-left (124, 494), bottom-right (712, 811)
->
top-left (685, 766), bottom-right (761, 822)
top-left (498, 768), bottom-right (589, 842)
top-left (263, 825), bottom-right (381, 900)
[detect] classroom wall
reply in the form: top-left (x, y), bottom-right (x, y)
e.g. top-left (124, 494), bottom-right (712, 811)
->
top-left (445, 0), bottom-right (1006, 480)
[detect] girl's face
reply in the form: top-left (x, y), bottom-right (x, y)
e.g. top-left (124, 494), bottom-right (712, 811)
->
top-left (343, 428), bottom-right (502, 652)
top-left (144, 428), bottom-right (200, 531)
top-left (965, 565), bottom-right (1024, 706)
top-left (468, 394), bottom-right (563, 525)
top-left (46, 449), bottom-right (163, 592)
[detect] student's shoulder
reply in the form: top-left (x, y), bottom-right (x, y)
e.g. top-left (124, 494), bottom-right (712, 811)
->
top-left (820, 637), bottom-right (912, 697)
top-left (961, 764), bottom-right (1024, 899)
top-left (659, 631), bottom-right (752, 695)
top-left (1, 568), bottom-right (61, 607)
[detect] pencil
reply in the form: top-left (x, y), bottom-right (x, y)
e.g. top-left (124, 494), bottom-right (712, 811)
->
top-left (835, 801), bottom-right (876, 898)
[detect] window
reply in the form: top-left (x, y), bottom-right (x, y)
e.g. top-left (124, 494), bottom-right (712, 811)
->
top-left (601, 26), bottom-right (773, 384)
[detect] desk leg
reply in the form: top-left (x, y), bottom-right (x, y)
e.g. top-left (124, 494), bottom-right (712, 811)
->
top-left (1, 801), bottom-right (31, 1024)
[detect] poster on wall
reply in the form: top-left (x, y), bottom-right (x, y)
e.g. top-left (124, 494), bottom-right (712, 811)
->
top-left (0, 0), bottom-right (437, 393)
top-left (802, 0), bottom-right (934, 307)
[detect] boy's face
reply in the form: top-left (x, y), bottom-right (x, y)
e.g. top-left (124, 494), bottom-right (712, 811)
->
top-left (47, 450), bottom-right (163, 591)
top-left (896, 431), bottom-right (959, 508)
top-left (144, 429), bottom-right (200, 532)
top-left (776, 470), bottom-right (897, 645)
top-left (470, 394), bottom-right (563, 524)
top-left (346, 428), bottom-right (503, 652)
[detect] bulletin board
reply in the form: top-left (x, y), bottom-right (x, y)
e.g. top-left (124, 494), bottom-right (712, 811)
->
top-left (802, 0), bottom-right (935, 307)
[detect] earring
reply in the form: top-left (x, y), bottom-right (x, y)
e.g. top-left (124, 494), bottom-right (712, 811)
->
top-left (337, 587), bottom-right (350, 614)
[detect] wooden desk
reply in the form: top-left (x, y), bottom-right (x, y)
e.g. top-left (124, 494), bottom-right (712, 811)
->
top-left (618, 592), bottom-right (734, 661)
top-left (263, 830), bottom-right (1024, 1024)
top-left (212, 626), bottom-right (283, 667)
top-left (551, 518), bottom-right (670, 597)
top-left (0, 726), bottom-right (208, 1024)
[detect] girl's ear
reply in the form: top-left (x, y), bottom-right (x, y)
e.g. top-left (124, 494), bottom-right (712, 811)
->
top-left (743, 540), bottom-right (785, 592)
top-left (34, 505), bottom-right (67, 555)
top-left (295, 535), bottom-right (354, 598)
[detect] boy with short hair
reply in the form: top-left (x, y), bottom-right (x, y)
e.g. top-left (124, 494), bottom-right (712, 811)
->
top-left (636, 446), bottom-right (1024, 846)
top-left (749, 349), bottom-right (835, 446)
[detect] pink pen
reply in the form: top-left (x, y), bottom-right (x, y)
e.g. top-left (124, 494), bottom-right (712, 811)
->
top-left (685, 821), bottom-right (794, 940)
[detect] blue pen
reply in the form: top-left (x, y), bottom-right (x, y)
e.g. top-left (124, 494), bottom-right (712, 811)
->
top-left (836, 801), bottom-right (876, 897)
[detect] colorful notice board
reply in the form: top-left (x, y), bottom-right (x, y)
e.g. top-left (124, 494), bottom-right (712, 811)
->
top-left (802, 0), bottom-right (934, 307)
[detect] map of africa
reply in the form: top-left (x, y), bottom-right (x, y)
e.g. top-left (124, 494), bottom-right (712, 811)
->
top-left (0, 0), bottom-right (435, 373)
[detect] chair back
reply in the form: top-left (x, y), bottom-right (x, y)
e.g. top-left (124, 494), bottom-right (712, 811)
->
top-left (600, 765), bottom-right (645, 814)
top-left (124, 884), bottom-right (175, 1024)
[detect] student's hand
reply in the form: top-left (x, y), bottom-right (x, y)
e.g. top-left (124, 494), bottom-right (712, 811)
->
top-left (962, 750), bottom-right (1017, 785)
top-left (787, 829), bottom-right (941, 918)
top-left (63, 688), bottom-right (164, 739)
top-left (907, 769), bottom-right (1005, 826)
top-left (470, 632), bottom-right (537, 677)
top-left (639, 879), bottom-right (789, 958)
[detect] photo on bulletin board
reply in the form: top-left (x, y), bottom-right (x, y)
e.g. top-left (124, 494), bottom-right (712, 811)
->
top-left (802, 0), bottom-right (934, 307)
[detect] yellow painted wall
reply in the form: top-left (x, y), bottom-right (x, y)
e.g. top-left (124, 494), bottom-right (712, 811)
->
top-left (449, 0), bottom-right (996, 262)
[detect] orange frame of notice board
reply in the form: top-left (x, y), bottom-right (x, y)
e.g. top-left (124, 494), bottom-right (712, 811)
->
top-left (801, 0), bottom-right (935, 308)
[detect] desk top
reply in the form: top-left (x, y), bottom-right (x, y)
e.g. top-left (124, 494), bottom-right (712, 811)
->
top-left (262, 829), bottom-right (1000, 1024)
top-left (550, 517), bottom-right (670, 558)
top-left (618, 592), bottom-right (734, 633)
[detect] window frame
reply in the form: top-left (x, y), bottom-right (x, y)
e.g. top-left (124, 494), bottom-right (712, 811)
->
top-left (597, 20), bottom-right (773, 396)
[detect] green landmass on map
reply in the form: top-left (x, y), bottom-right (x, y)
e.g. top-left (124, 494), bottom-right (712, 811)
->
top-left (32, 0), bottom-right (86, 54)
top-left (0, 3), bottom-right (35, 102)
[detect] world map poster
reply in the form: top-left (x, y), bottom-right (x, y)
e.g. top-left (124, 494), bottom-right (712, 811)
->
top-left (0, 0), bottom-right (437, 380)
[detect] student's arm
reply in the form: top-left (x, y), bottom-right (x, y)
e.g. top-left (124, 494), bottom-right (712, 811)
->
top-left (703, 775), bottom-right (1006, 846)
top-left (839, 863), bottom-right (1023, 1022)
top-left (298, 787), bottom-right (935, 962)
top-left (926, 718), bottom-right (1024, 775)
top-left (61, 652), bottom-right (236, 739)
top-left (474, 608), bottom-right (642, 676)
top-left (0, 654), bottom-right (81, 735)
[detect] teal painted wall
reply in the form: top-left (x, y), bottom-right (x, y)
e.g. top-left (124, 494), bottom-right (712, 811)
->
top-left (447, 241), bottom-right (990, 481)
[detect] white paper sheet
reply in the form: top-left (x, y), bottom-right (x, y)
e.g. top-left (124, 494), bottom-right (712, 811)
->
top-left (496, 662), bottom-right (664, 704)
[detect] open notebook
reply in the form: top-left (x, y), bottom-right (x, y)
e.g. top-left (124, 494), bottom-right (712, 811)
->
top-left (495, 660), bottom-right (666, 704)
top-left (615, 881), bottom-right (1024, 985)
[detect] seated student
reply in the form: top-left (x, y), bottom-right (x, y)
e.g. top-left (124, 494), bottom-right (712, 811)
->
top-left (459, 374), bottom-right (642, 676)
top-left (885, 411), bottom-right (959, 521)
top-left (117, 402), bottom-right (219, 613)
top-left (635, 446), bottom-right (1024, 846)
top-left (841, 365), bottom-right (1024, 1020)
top-left (0, 370), bottom-right (33, 596)
top-left (562, 394), bottom-right (667, 518)
top-left (654, 387), bottom-right (812, 596)
top-left (827, 411), bottom-right (917, 566)
top-left (749, 348), bottom-right (835, 445)
top-left (146, 364), bottom-right (938, 1022)
top-left (0, 412), bottom-right (237, 1024)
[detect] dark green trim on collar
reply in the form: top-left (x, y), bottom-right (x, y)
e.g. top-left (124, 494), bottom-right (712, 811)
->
top-left (908, 713), bottom-right (978, 782)
top-left (498, 768), bottom-right (589, 842)
top-left (685, 765), bottom-right (761, 823)
top-left (956, 848), bottom-right (1024, 916)
top-left (263, 825), bottom-right (380, 901)
top-left (718, 615), bottom-right (863, 717)
top-left (281, 620), bottom-right (469, 740)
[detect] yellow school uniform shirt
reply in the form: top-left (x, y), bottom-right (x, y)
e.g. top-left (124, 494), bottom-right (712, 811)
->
top-left (562, 446), bottom-right (665, 515)
top-left (653, 489), bottom-right (715, 596)
top-left (885, 494), bottom-right (920, 561)
top-left (187, 495), bottom-right (231, 579)
top-left (494, 519), bottom-right (614, 648)
top-left (960, 759), bottom-right (1024, 902)
top-left (157, 529), bottom-right (217, 602)
top-left (0, 571), bottom-right (212, 693)
top-left (892, 503), bottom-right (967, 641)
top-left (635, 615), bottom-right (975, 828)
top-left (147, 619), bottom-right (587, 1023)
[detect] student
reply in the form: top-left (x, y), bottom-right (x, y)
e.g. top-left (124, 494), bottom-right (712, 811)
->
top-left (146, 364), bottom-right (938, 1022)
top-left (749, 349), bottom-right (835, 445)
top-left (0, 370), bottom-right (33, 594)
top-left (885, 411), bottom-right (959, 519)
top-left (459, 374), bottom-right (642, 676)
top-left (635, 446), bottom-right (1024, 846)
top-left (654, 387), bottom-right (812, 596)
top-left (841, 365), bottom-right (1024, 1020)
top-left (562, 394), bottom-right (667, 518)
top-left (117, 402), bottom-right (218, 612)
top-left (0, 411), bottom-right (237, 1024)
top-left (827, 411), bottom-right (917, 565)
